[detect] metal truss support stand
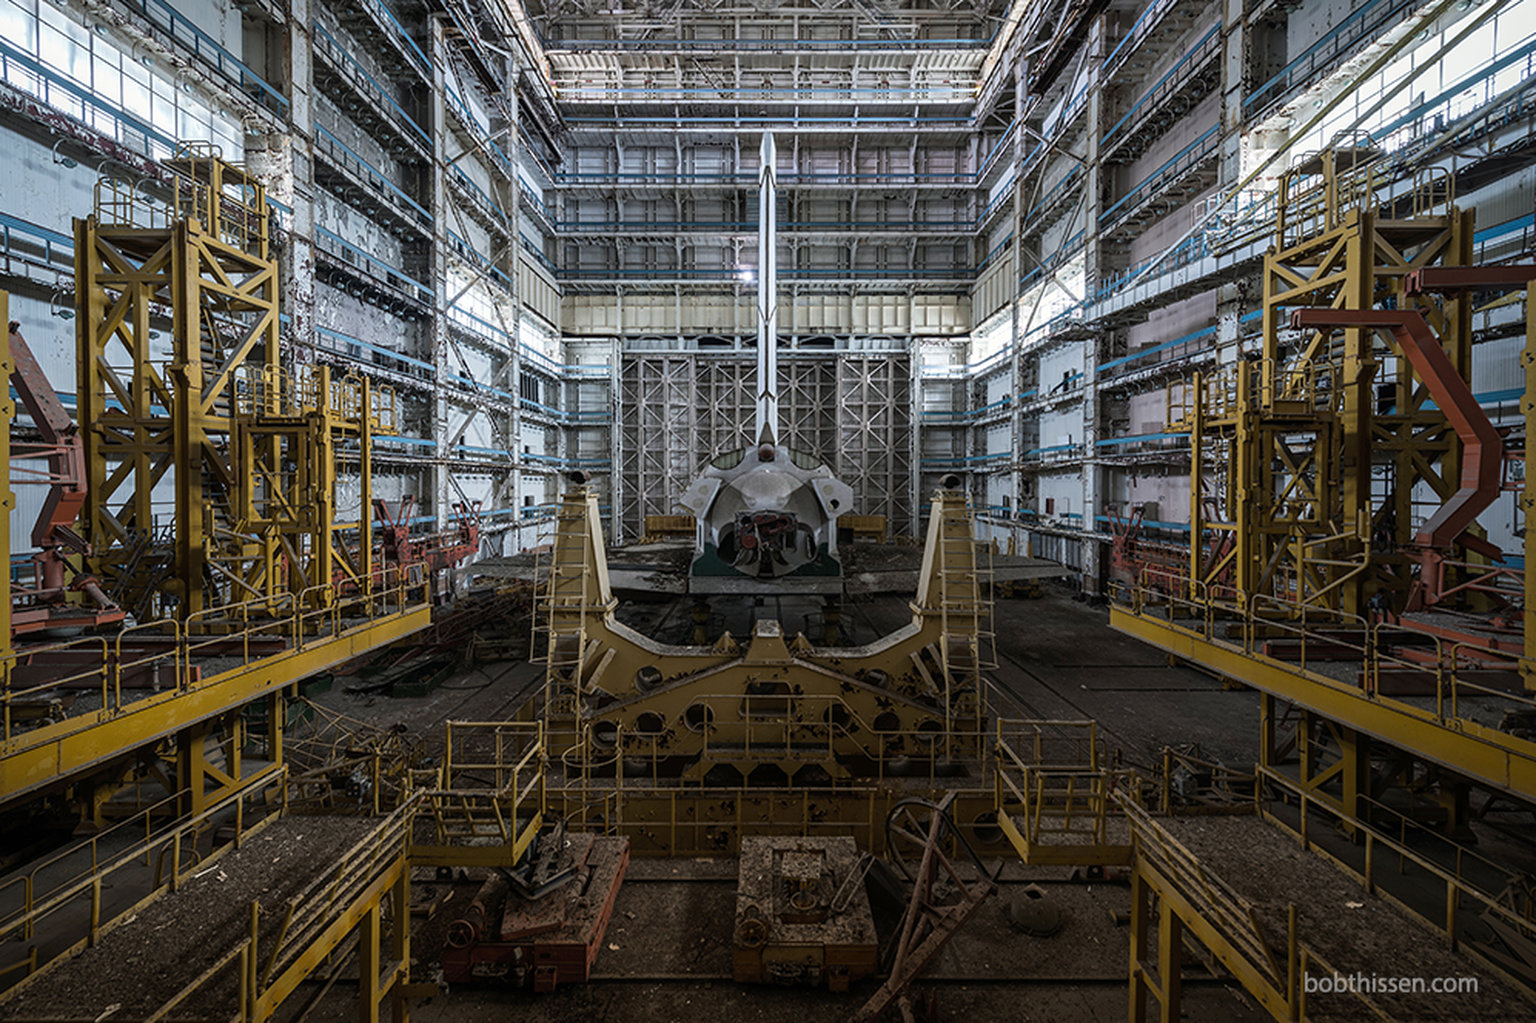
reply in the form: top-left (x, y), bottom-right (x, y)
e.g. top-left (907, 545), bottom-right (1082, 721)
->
top-left (1129, 868), bottom-right (1184, 1023)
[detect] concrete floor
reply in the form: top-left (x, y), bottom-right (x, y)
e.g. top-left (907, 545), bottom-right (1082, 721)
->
top-left (10, 585), bottom-right (1504, 1021)
top-left (279, 585), bottom-right (1277, 1023)
top-left (980, 589), bottom-right (1261, 769)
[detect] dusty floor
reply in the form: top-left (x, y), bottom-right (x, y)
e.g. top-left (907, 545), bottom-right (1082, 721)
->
top-left (308, 585), bottom-right (1263, 775)
top-left (296, 863), bottom-right (1272, 1023)
top-left (5, 587), bottom-right (1521, 1022)
top-left (279, 586), bottom-right (1279, 1023)
top-left (326, 979), bottom-right (1264, 1023)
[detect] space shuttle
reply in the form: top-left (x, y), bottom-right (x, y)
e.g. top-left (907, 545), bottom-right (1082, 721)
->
top-left (676, 134), bottom-right (855, 595)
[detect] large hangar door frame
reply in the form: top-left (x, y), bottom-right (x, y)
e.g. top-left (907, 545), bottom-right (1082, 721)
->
top-left (616, 351), bottom-right (915, 541)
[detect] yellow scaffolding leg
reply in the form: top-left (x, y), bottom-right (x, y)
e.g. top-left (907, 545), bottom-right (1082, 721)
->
top-left (1129, 868), bottom-right (1183, 1023)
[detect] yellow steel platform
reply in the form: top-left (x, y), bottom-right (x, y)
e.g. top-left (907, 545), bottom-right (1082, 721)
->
top-left (0, 602), bottom-right (429, 805)
top-left (1111, 606), bottom-right (1536, 800)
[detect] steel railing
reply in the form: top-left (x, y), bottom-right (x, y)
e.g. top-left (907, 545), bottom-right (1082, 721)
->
top-left (0, 770), bottom-right (287, 972)
top-left (1111, 580), bottom-right (1536, 730)
top-left (1259, 765), bottom-right (1536, 947)
top-left (1, 579), bottom-right (428, 747)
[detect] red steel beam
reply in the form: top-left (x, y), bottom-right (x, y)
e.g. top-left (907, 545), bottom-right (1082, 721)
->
top-left (1289, 308), bottom-right (1502, 556)
top-left (1404, 266), bottom-right (1536, 295)
top-left (9, 324), bottom-right (87, 551)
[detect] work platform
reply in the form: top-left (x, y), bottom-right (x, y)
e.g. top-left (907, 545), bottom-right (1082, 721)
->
top-left (0, 726), bottom-right (548, 1022)
top-left (1127, 803), bottom-right (1536, 1021)
top-left (0, 771), bottom-right (421, 1023)
top-left (0, 814), bottom-right (392, 1022)
top-left (477, 537), bottom-right (1071, 597)
top-left (1111, 598), bottom-right (1536, 802)
top-left (0, 592), bottom-right (431, 808)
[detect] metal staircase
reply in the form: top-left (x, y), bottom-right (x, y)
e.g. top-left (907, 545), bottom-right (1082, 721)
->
top-left (537, 488), bottom-right (608, 748)
top-left (932, 484), bottom-right (995, 757)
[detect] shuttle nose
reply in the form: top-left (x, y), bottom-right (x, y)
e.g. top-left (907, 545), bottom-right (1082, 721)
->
top-left (737, 467), bottom-right (797, 509)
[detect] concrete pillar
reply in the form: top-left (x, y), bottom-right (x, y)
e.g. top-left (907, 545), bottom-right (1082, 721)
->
top-left (1080, 18), bottom-right (1107, 595)
top-left (430, 17), bottom-right (451, 534)
top-left (260, 0), bottom-right (315, 366)
top-left (1221, 0), bottom-right (1249, 183)
top-left (501, 47), bottom-right (524, 551)
top-left (1009, 57), bottom-right (1027, 541)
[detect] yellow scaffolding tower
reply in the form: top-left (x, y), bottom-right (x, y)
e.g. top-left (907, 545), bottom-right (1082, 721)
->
top-left (1177, 147), bottom-right (1472, 618)
top-left (1117, 145), bottom-right (1536, 831)
top-left (0, 147), bottom-right (430, 820)
top-left (76, 143), bottom-right (396, 621)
